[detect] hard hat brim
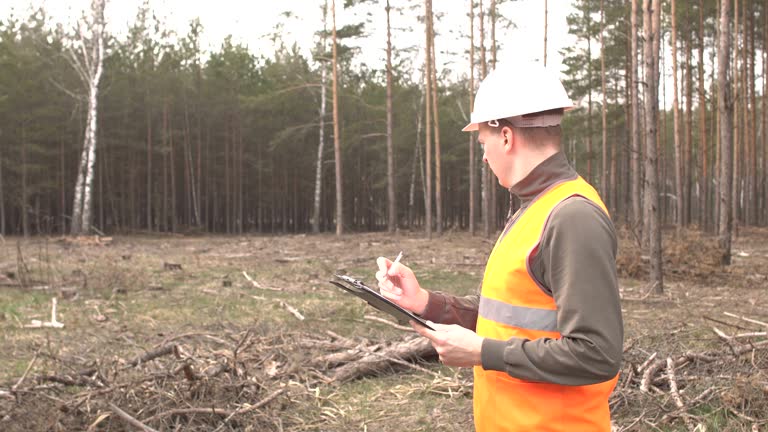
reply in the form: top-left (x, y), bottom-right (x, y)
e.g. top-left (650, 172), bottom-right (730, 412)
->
top-left (462, 122), bottom-right (478, 132)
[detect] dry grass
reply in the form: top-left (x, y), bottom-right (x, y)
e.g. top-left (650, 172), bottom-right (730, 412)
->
top-left (0, 229), bottom-right (766, 431)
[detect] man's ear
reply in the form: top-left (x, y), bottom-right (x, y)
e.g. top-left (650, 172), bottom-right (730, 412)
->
top-left (502, 126), bottom-right (515, 153)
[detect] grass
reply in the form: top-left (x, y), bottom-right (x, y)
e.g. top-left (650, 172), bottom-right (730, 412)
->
top-left (1, 231), bottom-right (766, 431)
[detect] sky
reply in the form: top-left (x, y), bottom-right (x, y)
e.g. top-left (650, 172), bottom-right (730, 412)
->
top-left (0, 0), bottom-right (578, 81)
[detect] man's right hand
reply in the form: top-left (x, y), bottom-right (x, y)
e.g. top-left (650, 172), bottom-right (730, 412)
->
top-left (375, 257), bottom-right (430, 315)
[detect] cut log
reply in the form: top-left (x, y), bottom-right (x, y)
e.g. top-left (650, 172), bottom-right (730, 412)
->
top-left (330, 336), bottom-right (437, 383)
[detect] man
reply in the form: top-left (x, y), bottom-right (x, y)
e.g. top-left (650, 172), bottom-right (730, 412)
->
top-left (375, 64), bottom-right (623, 432)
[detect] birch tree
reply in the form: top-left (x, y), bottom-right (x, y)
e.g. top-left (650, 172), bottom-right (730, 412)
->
top-left (312, 1), bottom-right (328, 233)
top-left (68, 0), bottom-right (106, 235)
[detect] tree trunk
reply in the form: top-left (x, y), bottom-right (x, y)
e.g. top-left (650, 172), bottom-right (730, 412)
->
top-left (21, 125), bottom-right (28, 237)
top-left (697, 0), bottom-right (707, 230)
top-left (585, 5), bottom-right (593, 186)
top-left (386, 0), bottom-right (396, 233)
top-left (409, 94), bottom-right (424, 229)
top-left (543, 0), bottom-right (548, 66)
top-left (469, 0), bottom-right (476, 236)
top-left (748, 11), bottom-right (757, 227)
top-left (643, 0), bottom-right (663, 294)
top-left (312, 3), bottom-right (328, 234)
top-left (331, 0), bottom-right (343, 236)
top-left (429, 0), bottom-right (441, 235)
top-left (600, 0), bottom-right (608, 200)
top-left (146, 98), bottom-right (152, 231)
top-left (670, 0), bottom-right (685, 230)
top-left (479, 0), bottom-right (489, 238)
top-left (69, 0), bottom-right (106, 236)
top-left (684, 10), bottom-right (693, 227)
top-left (424, 0), bottom-right (433, 239)
top-left (731, 0), bottom-right (740, 236)
top-left (630, 0), bottom-right (642, 236)
top-left (718, 0), bottom-right (733, 265)
top-left (763, 9), bottom-right (767, 226)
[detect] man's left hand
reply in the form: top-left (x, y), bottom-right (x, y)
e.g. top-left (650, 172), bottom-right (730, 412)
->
top-left (412, 321), bottom-right (484, 368)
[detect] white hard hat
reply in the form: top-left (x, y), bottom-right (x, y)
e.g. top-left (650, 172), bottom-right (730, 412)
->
top-left (462, 63), bottom-right (574, 132)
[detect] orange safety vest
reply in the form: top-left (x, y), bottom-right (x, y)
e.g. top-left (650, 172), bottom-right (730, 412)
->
top-left (474, 176), bottom-right (618, 432)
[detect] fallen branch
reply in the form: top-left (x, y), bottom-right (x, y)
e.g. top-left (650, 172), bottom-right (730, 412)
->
top-left (666, 357), bottom-right (695, 431)
top-left (11, 351), bottom-right (38, 393)
top-left (141, 407), bottom-right (232, 424)
top-left (723, 312), bottom-right (768, 328)
top-left (25, 297), bottom-right (64, 328)
top-left (242, 271), bottom-right (282, 291)
top-left (280, 301), bottom-right (305, 321)
top-left (637, 352), bottom-right (657, 373)
top-left (211, 388), bottom-right (287, 432)
top-left (108, 403), bottom-right (159, 432)
top-left (123, 344), bottom-right (177, 369)
top-left (311, 343), bottom-right (383, 368)
top-left (331, 336), bottom-right (437, 383)
top-left (364, 314), bottom-right (414, 332)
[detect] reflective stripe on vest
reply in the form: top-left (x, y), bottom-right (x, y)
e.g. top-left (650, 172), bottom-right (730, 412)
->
top-left (478, 296), bottom-right (558, 332)
top-left (473, 176), bottom-right (618, 432)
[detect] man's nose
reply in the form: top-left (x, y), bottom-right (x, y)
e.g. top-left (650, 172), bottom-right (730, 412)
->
top-left (482, 153), bottom-right (488, 164)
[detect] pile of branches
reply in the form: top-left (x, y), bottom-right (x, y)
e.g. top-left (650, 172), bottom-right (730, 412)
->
top-left (0, 326), bottom-right (440, 431)
top-left (612, 320), bottom-right (768, 431)
top-left (2, 317), bottom-right (766, 431)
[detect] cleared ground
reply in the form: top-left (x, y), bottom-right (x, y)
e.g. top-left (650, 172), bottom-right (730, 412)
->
top-left (0, 228), bottom-right (766, 431)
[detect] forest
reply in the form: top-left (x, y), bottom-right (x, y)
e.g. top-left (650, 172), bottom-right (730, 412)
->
top-left (1, 1), bottom-right (767, 431)
top-left (0, 0), bottom-right (761, 241)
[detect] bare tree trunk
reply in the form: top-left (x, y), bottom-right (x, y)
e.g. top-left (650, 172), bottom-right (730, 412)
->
top-left (469, 0), bottom-right (476, 235)
top-left (600, 0), bottom-right (608, 200)
top-left (585, 5), bottom-right (593, 186)
top-left (386, 0), bottom-right (396, 233)
top-left (312, 2), bottom-right (329, 234)
top-left (69, 0), bottom-right (106, 236)
top-left (671, 0), bottom-right (682, 230)
top-left (409, 93), bottom-right (424, 229)
top-left (479, 0), bottom-right (489, 238)
top-left (429, 0), bottom-right (441, 235)
top-left (718, 0), bottom-right (733, 265)
top-left (21, 125), bottom-right (28, 237)
top-left (1, 144), bottom-right (6, 235)
top-left (643, 0), bottom-right (663, 294)
top-left (169, 104), bottom-right (177, 233)
top-left (424, 0), bottom-right (433, 239)
top-left (698, 0), bottom-right (707, 230)
top-left (763, 9), bottom-right (767, 226)
top-left (490, 0), bottom-right (504, 230)
top-left (684, 11), bottom-right (693, 227)
top-left (543, 0), bottom-right (548, 66)
top-left (146, 99), bottom-right (152, 231)
top-left (630, 0), bottom-right (642, 236)
top-left (731, 0), bottom-right (740, 236)
top-left (748, 11), bottom-right (757, 227)
top-left (331, 0), bottom-right (343, 236)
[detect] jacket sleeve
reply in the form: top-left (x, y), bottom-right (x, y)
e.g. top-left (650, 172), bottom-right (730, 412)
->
top-left (421, 291), bottom-right (479, 331)
top-left (480, 197), bottom-right (624, 386)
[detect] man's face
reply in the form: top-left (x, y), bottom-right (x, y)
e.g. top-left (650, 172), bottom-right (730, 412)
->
top-left (477, 124), bottom-right (510, 186)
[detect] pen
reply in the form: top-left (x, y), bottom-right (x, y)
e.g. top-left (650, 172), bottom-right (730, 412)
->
top-left (393, 251), bottom-right (403, 266)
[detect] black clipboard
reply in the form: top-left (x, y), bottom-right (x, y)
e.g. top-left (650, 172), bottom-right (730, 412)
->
top-left (330, 275), bottom-right (435, 331)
